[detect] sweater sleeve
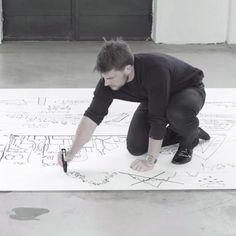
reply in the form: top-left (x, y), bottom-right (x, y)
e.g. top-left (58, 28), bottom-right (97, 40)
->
top-left (84, 79), bottom-right (113, 125)
top-left (146, 66), bottom-right (171, 140)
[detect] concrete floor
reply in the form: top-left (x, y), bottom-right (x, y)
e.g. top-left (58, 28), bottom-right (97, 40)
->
top-left (0, 41), bottom-right (236, 236)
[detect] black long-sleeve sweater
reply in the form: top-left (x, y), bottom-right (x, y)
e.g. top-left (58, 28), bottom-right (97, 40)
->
top-left (84, 53), bottom-right (204, 140)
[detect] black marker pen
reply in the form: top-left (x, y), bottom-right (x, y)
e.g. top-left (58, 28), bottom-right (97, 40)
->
top-left (61, 148), bottom-right (67, 173)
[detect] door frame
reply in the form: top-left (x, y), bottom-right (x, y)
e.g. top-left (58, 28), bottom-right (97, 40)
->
top-left (0, 0), bottom-right (2, 43)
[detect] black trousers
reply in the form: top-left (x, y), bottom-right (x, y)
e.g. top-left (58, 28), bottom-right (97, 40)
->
top-left (126, 84), bottom-right (206, 156)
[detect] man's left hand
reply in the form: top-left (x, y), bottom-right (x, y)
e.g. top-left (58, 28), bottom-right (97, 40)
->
top-left (130, 155), bottom-right (157, 172)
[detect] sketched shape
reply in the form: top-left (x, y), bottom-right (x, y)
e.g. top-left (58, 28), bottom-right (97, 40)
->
top-left (67, 171), bottom-right (119, 186)
top-left (194, 134), bottom-right (226, 161)
top-left (119, 171), bottom-right (184, 188)
top-left (0, 99), bottom-right (27, 106)
top-left (5, 154), bottom-right (24, 161)
top-left (186, 171), bottom-right (225, 188)
top-left (1, 134), bottom-right (127, 167)
top-left (104, 113), bottom-right (131, 126)
top-left (200, 118), bottom-right (236, 131)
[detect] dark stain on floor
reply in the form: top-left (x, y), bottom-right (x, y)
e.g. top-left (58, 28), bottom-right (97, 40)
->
top-left (10, 207), bottom-right (50, 221)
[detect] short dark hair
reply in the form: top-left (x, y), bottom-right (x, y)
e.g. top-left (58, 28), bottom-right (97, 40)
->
top-left (94, 39), bottom-right (134, 73)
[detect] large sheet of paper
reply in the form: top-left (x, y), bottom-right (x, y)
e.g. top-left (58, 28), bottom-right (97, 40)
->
top-left (0, 88), bottom-right (236, 190)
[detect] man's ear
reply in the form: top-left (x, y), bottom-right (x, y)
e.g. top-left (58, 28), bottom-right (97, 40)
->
top-left (124, 65), bottom-right (132, 74)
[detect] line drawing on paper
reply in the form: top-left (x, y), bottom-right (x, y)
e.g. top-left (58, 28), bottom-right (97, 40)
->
top-left (67, 171), bottom-right (119, 186)
top-left (185, 171), bottom-right (226, 188)
top-left (103, 113), bottom-right (131, 126)
top-left (119, 171), bottom-right (184, 188)
top-left (205, 101), bottom-right (236, 108)
top-left (65, 171), bottom-right (185, 188)
top-left (194, 134), bottom-right (226, 161)
top-left (160, 134), bottom-right (226, 162)
top-left (0, 134), bottom-right (126, 167)
top-left (199, 116), bottom-right (236, 131)
top-left (1, 90), bottom-right (236, 190)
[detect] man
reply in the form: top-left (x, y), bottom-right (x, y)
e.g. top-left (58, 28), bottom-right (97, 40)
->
top-left (58, 40), bottom-right (210, 172)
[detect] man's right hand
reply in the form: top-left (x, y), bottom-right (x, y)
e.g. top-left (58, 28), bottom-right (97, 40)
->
top-left (57, 150), bottom-right (73, 167)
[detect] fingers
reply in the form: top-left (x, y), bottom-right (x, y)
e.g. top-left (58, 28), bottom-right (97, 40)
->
top-left (65, 155), bottom-right (73, 162)
top-left (130, 159), bottom-right (155, 172)
top-left (57, 151), bottom-right (63, 167)
top-left (130, 159), bottom-right (139, 169)
top-left (134, 161), bottom-right (145, 172)
top-left (130, 159), bottom-right (142, 171)
top-left (58, 150), bottom-right (73, 167)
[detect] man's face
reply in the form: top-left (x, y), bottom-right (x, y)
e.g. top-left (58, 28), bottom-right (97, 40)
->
top-left (101, 68), bottom-right (129, 91)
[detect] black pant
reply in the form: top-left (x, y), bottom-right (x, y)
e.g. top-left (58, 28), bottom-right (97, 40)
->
top-left (126, 84), bottom-right (206, 156)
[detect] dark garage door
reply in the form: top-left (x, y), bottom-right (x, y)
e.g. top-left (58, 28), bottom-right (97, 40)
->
top-left (3, 0), bottom-right (72, 40)
top-left (75, 0), bottom-right (152, 40)
top-left (3, 0), bottom-right (152, 41)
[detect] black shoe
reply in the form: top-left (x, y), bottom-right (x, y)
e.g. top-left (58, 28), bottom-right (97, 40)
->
top-left (171, 147), bottom-right (193, 164)
top-left (198, 127), bottom-right (210, 140)
top-left (172, 138), bottom-right (199, 164)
